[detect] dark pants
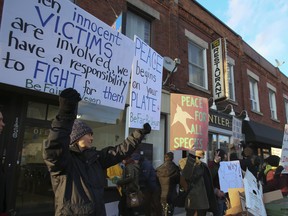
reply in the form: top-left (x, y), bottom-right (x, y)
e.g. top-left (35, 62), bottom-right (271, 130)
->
top-left (140, 189), bottom-right (161, 216)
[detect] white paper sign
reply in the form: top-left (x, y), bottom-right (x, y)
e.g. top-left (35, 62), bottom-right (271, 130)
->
top-left (0, 0), bottom-right (135, 109)
top-left (232, 117), bottom-right (242, 144)
top-left (218, 161), bottom-right (243, 193)
top-left (280, 124), bottom-right (288, 173)
top-left (244, 169), bottom-right (266, 216)
top-left (128, 36), bottom-right (163, 130)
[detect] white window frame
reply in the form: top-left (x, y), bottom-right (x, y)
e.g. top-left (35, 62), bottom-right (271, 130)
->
top-left (126, 11), bottom-right (151, 44)
top-left (125, 0), bottom-right (159, 45)
top-left (247, 70), bottom-right (260, 112)
top-left (284, 94), bottom-right (288, 123)
top-left (267, 83), bottom-right (277, 120)
top-left (185, 29), bottom-right (208, 90)
top-left (227, 56), bottom-right (235, 101)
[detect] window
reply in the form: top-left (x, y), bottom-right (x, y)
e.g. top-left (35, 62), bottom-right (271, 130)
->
top-left (267, 83), bottom-right (277, 120)
top-left (185, 30), bottom-right (208, 89)
top-left (126, 10), bottom-right (151, 44)
top-left (284, 97), bottom-right (288, 123)
top-left (249, 78), bottom-right (260, 112)
top-left (227, 57), bottom-right (235, 101)
top-left (208, 132), bottom-right (231, 162)
top-left (26, 101), bottom-right (58, 121)
top-left (248, 71), bottom-right (260, 112)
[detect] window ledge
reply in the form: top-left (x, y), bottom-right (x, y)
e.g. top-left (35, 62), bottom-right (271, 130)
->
top-left (271, 118), bottom-right (280, 123)
top-left (187, 82), bottom-right (210, 94)
top-left (251, 110), bottom-right (263, 116)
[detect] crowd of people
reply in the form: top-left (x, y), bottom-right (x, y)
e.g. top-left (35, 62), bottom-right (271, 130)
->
top-left (1, 88), bottom-right (288, 216)
top-left (113, 145), bottom-right (288, 216)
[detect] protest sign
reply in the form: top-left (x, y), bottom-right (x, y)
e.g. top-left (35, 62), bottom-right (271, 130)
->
top-left (128, 36), bottom-right (163, 130)
top-left (0, 0), bottom-right (135, 109)
top-left (243, 169), bottom-right (266, 216)
top-left (280, 124), bottom-right (288, 173)
top-left (218, 160), bottom-right (243, 193)
top-left (170, 94), bottom-right (209, 150)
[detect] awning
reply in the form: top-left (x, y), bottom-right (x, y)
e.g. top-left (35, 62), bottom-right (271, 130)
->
top-left (242, 120), bottom-right (284, 148)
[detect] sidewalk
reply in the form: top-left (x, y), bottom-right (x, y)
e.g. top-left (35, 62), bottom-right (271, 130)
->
top-left (174, 207), bottom-right (186, 216)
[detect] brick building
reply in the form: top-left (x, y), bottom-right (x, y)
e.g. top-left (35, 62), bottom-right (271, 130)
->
top-left (0, 0), bottom-right (287, 214)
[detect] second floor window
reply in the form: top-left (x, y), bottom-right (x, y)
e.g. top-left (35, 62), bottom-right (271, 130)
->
top-left (249, 77), bottom-right (260, 112)
top-left (126, 10), bottom-right (151, 45)
top-left (188, 41), bottom-right (207, 89)
top-left (285, 98), bottom-right (288, 123)
top-left (268, 89), bottom-right (277, 120)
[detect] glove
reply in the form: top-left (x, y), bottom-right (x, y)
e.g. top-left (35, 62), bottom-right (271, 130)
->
top-left (141, 123), bottom-right (151, 134)
top-left (58, 88), bottom-right (81, 116)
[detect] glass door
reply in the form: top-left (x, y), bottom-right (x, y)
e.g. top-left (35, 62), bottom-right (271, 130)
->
top-left (15, 101), bottom-right (58, 216)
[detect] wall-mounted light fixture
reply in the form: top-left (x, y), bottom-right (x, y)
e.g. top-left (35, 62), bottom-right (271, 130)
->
top-left (162, 57), bottom-right (181, 86)
top-left (237, 110), bottom-right (250, 121)
top-left (219, 104), bottom-right (235, 116)
top-left (208, 97), bottom-right (217, 110)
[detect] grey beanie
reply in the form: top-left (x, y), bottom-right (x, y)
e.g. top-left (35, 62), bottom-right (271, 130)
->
top-left (70, 120), bottom-right (93, 145)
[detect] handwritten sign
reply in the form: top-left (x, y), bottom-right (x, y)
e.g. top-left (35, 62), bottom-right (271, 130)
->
top-left (219, 161), bottom-right (243, 193)
top-left (232, 117), bottom-right (242, 144)
top-left (280, 124), bottom-right (288, 173)
top-left (244, 169), bottom-right (266, 216)
top-left (170, 94), bottom-right (209, 150)
top-left (128, 36), bottom-right (163, 130)
top-left (0, 0), bottom-right (135, 109)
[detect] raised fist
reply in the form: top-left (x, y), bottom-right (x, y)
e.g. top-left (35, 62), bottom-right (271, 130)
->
top-left (141, 123), bottom-right (151, 134)
top-left (59, 88), bottom-right (81, 116)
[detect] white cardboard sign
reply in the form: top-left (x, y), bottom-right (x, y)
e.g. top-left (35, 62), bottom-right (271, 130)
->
top-left (0, 0), bottom-right (135, 109)
top-left (128, 36), bottom-right (163, 130)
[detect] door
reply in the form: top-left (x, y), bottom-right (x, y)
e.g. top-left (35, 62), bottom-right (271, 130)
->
top-left (15, 101), bottom-right (58, 215)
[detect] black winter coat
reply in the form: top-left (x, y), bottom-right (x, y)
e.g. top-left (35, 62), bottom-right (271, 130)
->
top-left (43, 117), bottom-right (146, 216)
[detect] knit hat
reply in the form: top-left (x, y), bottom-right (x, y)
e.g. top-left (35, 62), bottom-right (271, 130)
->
top-left (265, 155), bottom-right (280, 167)
top-left (131, 153), bottom-right (141, 161)
top-left (70, 120), bottom-right (93, 145)
top-left (165, 152), bottom-right (174, 160)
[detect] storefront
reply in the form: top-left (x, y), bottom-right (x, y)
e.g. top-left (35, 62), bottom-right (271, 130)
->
top-left (242, 120), bottom-right (283, 158)
top-left (208, 109), bottom-right (234, 161)
top-left (0, 84), bottom-right (169, 215)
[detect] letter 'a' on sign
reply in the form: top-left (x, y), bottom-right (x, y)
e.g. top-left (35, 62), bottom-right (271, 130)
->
top-left (210, 38), bottom-right (229, 101)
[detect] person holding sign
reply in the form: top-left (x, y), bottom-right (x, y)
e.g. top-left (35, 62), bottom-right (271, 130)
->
top-left (208, 149), bottom-right (228, 216)
top-left (43, 88), bottom-right (151, 216)
top-left (181, 148), bottom-right (217, 216)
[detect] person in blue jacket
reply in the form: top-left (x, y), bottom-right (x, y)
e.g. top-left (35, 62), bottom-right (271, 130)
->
top-left (43, 88), bottom-right (151, 216)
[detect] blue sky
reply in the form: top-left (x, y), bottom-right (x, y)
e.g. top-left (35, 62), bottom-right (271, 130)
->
top-left (196, 0), bottom-right (288, 77)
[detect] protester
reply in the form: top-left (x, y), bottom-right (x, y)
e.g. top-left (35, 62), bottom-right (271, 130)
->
top-left (274, 165), bottom-right (288, 196)
top-left (240, 146), bottom-right (258, 178)
top-left (208, 149), bottom-right (228, 216)
top-left (137, 153), bottom-right (162, 216)
top-left (117, 154), bottom-right (141, 216)
top-left (181, 149), bottom-right (217, 216)
top-left (0, 106), bottom-right (7, 216)
top-left (43, 88), bottom-right (151, 216)
top-left (156, 152), bottom-right (180, 216)
top-left (262, 155), bottom-right (283, 193)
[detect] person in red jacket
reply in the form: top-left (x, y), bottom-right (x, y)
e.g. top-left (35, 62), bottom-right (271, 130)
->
top-left (43, 88), bottom-right (151, 216)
